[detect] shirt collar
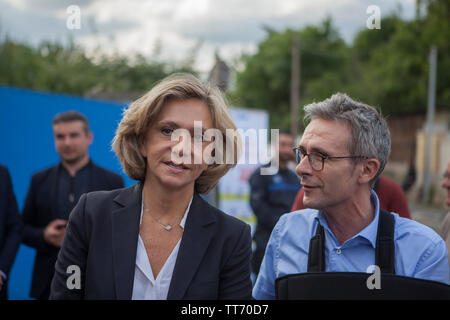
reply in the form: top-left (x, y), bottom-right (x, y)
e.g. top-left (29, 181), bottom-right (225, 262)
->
top-left (316, 189), bottom-right (380, 248)
top-left (59, 159), bottom-right (92, 175)
top-left (356, 190), bottom-right (380, 248)
top-left (140, 190), bottom-right (193, 230)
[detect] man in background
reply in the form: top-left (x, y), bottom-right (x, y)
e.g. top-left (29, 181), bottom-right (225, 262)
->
top-left (22, 111), bottom-right (124, 300)
top-left (249, 130), bottom-right (301, 276)
top-left (0, 164), bottom-right (22, 300)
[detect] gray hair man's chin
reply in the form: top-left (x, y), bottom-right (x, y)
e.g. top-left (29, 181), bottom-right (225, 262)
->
top-left (302, 197), bottom-right (323, 211)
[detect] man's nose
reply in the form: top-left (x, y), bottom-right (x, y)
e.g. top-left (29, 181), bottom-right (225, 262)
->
top-left (295, 154), bottom-right (312, 176)
top-left (61, 136), bottom-right (71, 145)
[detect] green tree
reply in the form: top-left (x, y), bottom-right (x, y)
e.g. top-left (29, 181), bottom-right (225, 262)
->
top-left (230, 18), bottom-right (350, 130)
top-left (231, 0), bottom-right (449, 127)
top-left (344, 0), bottom-right (449, 115)
top-left (0, 36), bottom-right (198, 98)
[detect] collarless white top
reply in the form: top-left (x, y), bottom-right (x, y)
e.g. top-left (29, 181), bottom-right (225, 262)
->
top-left (131, 193), bottom-right (192, 300)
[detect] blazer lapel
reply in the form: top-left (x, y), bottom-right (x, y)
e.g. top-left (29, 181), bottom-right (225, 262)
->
top-left (111, 183), bottom-right (142, 300)
top-left (167, 193), bottom-right (217, 299)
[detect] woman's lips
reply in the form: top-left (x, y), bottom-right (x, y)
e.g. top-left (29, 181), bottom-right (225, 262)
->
top-left (303, 184), bottom-right (319, 190)
top-left (164, 161), bottom-right (188, 173)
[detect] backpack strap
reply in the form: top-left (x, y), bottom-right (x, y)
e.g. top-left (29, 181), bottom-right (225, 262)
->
top-left (375, 210), bottom-right (396, 274)
top-left (307, 222), bottom-right (325, 272)
top-left (307, 209), bottom-right (396, 274)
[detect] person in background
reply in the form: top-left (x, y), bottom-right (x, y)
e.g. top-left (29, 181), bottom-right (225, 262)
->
top-left (291, 174), bottom-right (411, 219)
top-left (22, 111), bottom-right (124, 300)
top-left (0, 164), bottom-right (22, 300)
top-left (249, 130), bottom-right (301, 276)
top-left (402, 157), bottom-right (416, 192)
top-left (439, 161), bottom-right (450, 269)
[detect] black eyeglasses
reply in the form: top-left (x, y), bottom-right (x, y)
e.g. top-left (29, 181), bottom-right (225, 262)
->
top-left (293, 147), bottom-right (368, 171)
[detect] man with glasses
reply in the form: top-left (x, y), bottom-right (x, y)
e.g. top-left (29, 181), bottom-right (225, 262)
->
top-left (253, 93), bottom-right (449, 299)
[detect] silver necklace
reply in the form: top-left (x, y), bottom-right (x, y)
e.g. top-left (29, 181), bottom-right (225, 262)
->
top-left (143, 207), bottom-right (174, 231)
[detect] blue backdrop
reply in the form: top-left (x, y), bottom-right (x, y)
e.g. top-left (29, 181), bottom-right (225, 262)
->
top-left (0, 86), bottom-right (135, 299)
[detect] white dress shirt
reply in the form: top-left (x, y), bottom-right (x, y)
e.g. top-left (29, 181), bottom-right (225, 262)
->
top-left (131, 194), bottom-right (192, 300)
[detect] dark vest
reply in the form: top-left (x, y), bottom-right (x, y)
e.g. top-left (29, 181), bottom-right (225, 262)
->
top-left (275, 210), bottom-right (450, 300)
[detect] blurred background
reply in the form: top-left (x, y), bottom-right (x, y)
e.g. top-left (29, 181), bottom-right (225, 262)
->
top-left (0, 0), bottom-right (449, 299)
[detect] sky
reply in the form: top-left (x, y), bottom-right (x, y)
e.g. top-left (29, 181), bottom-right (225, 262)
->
top-left (0, 0), bottom-right (416, 76)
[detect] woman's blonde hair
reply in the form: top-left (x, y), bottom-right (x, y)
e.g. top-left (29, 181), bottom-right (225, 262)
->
top-left (112, 73), bottom-right (241, 194)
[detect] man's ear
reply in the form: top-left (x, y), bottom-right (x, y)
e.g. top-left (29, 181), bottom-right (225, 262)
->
top-left (358, 158), bottom-right (380, 184)
top-left (88, 132), bottom-right (94, 146)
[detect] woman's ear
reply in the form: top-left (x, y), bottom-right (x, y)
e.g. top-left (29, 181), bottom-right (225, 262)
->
top-left (139, 137), bottom-right (147, 158)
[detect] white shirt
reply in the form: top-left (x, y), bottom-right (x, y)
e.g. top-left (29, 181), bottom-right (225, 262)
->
top-left (131, 194), bottom-right (192, 300)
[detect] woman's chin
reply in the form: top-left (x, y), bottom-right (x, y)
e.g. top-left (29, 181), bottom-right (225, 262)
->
top-left (159, 177), bottom-right (194, 192)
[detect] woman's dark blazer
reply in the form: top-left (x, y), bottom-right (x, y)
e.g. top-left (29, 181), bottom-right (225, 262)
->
top-left (49, 183), bottom-right (253, 300)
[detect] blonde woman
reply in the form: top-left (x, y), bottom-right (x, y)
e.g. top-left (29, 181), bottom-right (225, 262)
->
top-left (50, 74), bottom-right (252, 300)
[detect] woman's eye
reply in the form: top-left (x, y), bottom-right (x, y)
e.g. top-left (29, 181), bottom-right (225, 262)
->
top-left (161, 128), bottom-right (173, 136)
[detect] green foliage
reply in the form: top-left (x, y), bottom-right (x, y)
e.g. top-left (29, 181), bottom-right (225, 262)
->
top-left (349, 0), bottom-right (450, 115)
top-left (230, 18), bottom-right (350, 130)
top-left (0, 36), bottom-right (197, 98)
top-left (231, 0), bottom-right (450, 129)
top-left (0, 0), bottom-right (448, 126)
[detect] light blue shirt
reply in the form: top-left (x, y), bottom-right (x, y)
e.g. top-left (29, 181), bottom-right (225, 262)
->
top-left (253, 190), bottom-right (450, 299)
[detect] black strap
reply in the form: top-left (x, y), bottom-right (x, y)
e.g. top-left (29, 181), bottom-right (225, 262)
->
top-left (307, 223), bottom-right (325, 272)
top-left (376, 210), bottom-right (395, 274)
top-left (307, 209), bottom-right (395, 274)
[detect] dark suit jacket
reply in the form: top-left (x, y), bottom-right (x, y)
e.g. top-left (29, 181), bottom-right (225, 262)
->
top-left (22, 161), bottom-right (124, 299)
top-left (0, 165), bottom-right (22, 299)
top-left (50, 183), bottom-right (253, 300)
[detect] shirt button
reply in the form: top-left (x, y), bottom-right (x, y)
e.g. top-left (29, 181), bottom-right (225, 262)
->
top-left (336, 249), bottom-right (342, 255)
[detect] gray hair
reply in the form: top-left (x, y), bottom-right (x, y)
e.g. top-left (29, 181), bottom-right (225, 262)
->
top-left (304, 93), bottom-right (391, 185)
